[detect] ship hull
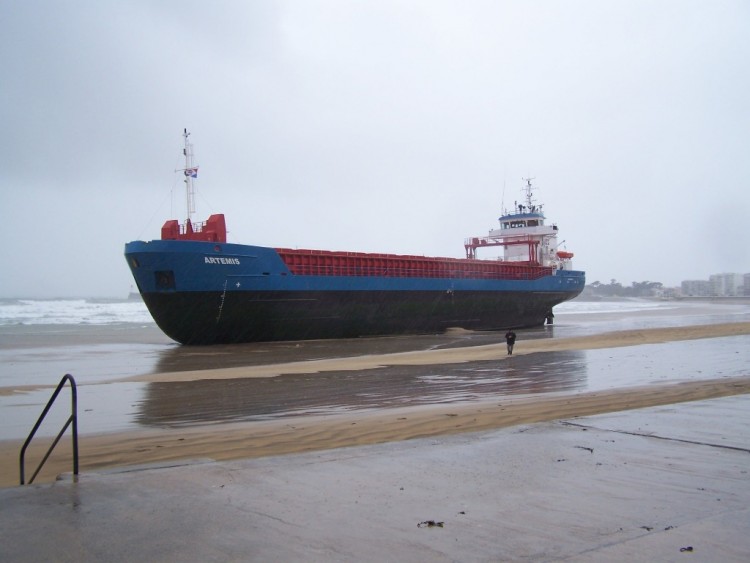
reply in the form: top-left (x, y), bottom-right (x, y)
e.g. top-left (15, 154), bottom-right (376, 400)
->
top-left (142, 288), bottom-right (578, 344)
top-left (125, 239), bottom-right (584, 344)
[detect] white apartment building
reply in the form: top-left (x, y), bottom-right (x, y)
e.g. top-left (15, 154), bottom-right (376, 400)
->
top-left (709, 273), bottom-right (744, 296)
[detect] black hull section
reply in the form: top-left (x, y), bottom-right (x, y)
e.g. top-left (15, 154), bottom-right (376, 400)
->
top-left (142, 289), bottom-right (578, 345)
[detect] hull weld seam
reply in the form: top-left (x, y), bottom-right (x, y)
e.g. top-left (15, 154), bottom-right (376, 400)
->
top-left (216, 279), bottom-right (228, 324)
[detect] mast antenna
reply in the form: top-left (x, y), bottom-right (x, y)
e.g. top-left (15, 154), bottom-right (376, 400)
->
top-left (501, 175), bottom-right (506, 215)
top-left (181, 128), bottom-right (197, 223)
top-left (521, 176), bottom-right (537, 209)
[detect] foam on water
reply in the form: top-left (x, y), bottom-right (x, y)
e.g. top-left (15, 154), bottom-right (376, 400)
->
top-left (0, 298), bottom-right (153, 326)
top-left (553, 299), bottom-right (678, 315)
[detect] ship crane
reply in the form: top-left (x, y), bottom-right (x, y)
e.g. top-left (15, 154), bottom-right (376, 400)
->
top-left (464, 235), bottom-right (542, 262)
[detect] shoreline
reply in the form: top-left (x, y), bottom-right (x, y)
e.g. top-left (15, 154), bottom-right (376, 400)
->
top-left (3, 321), bottom-right (749, 488)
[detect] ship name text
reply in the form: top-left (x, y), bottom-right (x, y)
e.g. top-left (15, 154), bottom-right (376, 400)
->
top-left (205, 256), bottom-right (241, 265)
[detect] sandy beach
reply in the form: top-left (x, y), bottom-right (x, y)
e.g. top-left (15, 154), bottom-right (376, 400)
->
top-left (4, 320), bottom-right (749, 488)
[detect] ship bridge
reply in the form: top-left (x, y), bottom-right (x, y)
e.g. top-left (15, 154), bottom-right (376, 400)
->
top-left (464, 179), bottom-right (574, 270)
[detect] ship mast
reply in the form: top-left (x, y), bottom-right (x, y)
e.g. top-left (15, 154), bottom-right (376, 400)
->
top-left (182, 128), bottom-right (197, 223)
top-left (160, 130), bottom-right (226, 243)
top-left (520, 177), bottom-right (539, 213)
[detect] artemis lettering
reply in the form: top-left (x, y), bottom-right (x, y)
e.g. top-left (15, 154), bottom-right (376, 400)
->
top-left (204, 257), bottom-right (241, 265)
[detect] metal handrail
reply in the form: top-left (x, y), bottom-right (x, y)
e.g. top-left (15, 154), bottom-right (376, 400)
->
top-left (19, 373), bottom-right (79, 485)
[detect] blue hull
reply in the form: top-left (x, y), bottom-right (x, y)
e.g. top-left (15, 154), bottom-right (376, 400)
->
top-left (125, 239), bottom-right (585, 344)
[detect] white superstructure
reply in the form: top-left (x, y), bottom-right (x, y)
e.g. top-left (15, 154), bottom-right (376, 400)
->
top-left (464, 178), bottom-right (574, 270)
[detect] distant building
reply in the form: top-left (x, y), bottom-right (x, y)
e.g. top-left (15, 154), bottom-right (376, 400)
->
top-left (681, 279), bottom-right (712, 296)
top-left (710, 273), bottom-right (744, 297)
top-left (655, 286), bottom-right (680, 299)
top-left (682, 273), bottom-right (750, 296)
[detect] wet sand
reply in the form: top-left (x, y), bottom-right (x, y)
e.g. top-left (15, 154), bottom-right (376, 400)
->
top-left (122, 322), bottom-right (750, 382)
top-left (3, 321), bottom-right (749, 488)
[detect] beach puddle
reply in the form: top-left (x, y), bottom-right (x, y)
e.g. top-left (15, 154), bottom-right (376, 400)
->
top-left (134, 350), bottom-right (589, 427)
top-left (130, 334), bottom-right (749, 430)
top-left (2, 302), bottom-right (749, 440)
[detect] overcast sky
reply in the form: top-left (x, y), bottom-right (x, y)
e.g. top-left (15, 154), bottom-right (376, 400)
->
top-left (1, 1), bottom-right (748, 298)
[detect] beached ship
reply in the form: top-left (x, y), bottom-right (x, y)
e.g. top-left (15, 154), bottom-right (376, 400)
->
top-left (124, 131), bottom-right (585, 344)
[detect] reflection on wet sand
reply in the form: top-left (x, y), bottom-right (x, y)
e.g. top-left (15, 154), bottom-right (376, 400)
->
top-left (136, 350), bottom-right (587, 427)
top-left (151, 327), bottom-right (558, 374)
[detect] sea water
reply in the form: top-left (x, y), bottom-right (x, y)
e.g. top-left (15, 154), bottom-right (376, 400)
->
top-left (0, 298), bottom-right (152, 326)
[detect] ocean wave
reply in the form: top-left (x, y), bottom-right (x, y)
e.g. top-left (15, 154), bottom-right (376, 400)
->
top-left (555, 299), bottom-right (678, 315)
top-left (0, 298), bottom-right (153, 326)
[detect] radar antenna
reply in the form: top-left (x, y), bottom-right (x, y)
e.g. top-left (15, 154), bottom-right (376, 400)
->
top-left (520, 177), bottom-right (542, 214)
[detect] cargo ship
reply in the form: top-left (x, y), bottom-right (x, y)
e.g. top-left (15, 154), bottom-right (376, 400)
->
top-left (124, 131), bottom-right (585, 344)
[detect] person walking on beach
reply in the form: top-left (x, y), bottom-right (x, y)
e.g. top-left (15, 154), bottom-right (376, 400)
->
top-left (505, 329), bottom-right (517, 355)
